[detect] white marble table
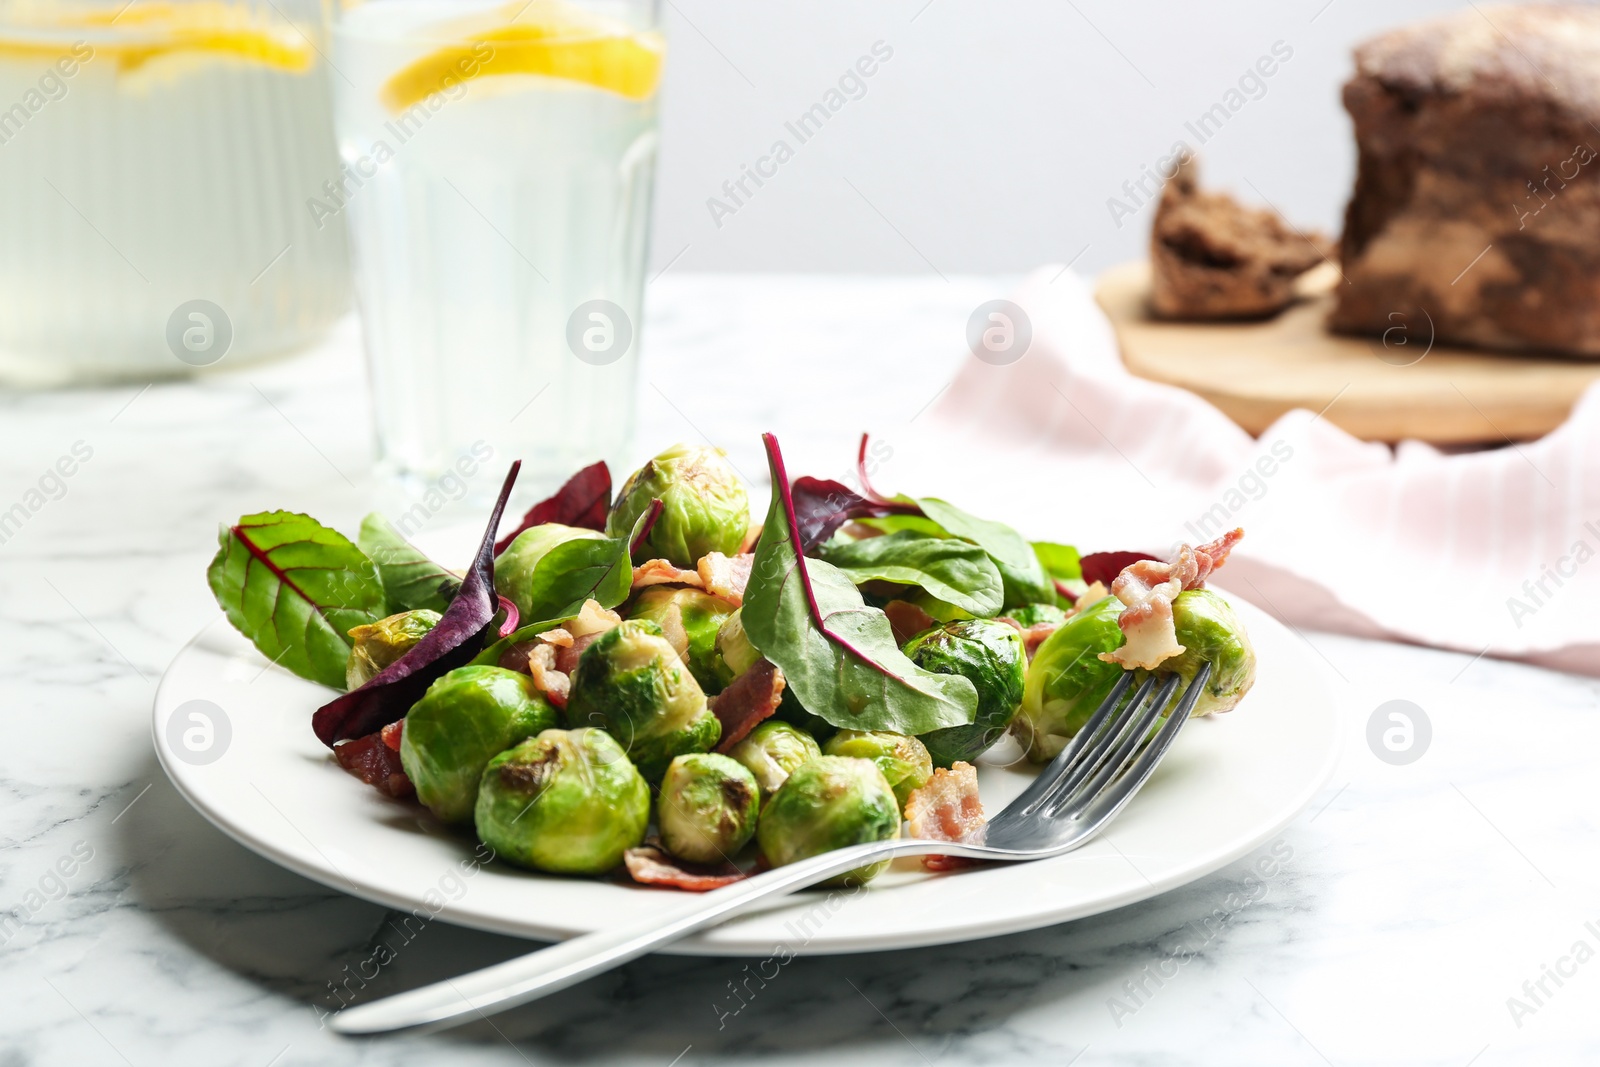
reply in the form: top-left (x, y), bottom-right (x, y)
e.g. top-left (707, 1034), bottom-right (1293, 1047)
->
top-left (3, 276), bottom-right (1597, 1066)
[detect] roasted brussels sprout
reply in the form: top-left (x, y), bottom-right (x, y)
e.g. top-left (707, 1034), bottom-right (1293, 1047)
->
top-left (658, 753), bottom-right (760, 864)
top-left (1013, 596), bottom-right (1127, 762)
top-left (565, 619), bottom-right (721, 781)
top-left (629, 586), bottom-right (739, 694)
top-left (1165, 589), bottom-right (1257, 716)
top-left (756, 756), bottom-right (901, 886)
top-left (1002, 602), bottom-right (1068, 629)
top-left (821, 730), bottom-right (932, 808)
top-left (727, 720), bottom-right (822, 798)
top-left (474, 728), bottom-right (649, 875)
top-left (398, 666), bottom-right (559, 823)
top-left (607, 443), bottom-right (749, 568)
top-left (345, 609), bottom-right (440, 689)
top-left (713, 608), bottom-right (762, 686)
top-left (904, 619), bottom-right (1027, 768)
top-left (493, 523), bottom-right (608, 621)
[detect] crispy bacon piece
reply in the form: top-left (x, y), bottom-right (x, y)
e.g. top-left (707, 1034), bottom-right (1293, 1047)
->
top-left (884, 599), bottom-right (937, 645)
top-left (623, 843), bottom-right (749, 892)
top-left (632, 559), bottom-right (704, 590)
top-left (697, 552), bottom-right (753, 606)
top-left (333, 731), bottom-right (414, 799)
top-left (537, 627), bottom-right (574, 648)
top-left (381, 719), bottom-right (404, 751)
top-left (525, 644), bottom-right (571, 709)
top-left (711, 660), bottom-right (786, 752)
top-left (997, 617), bottom-right (1060, 660)
top-left (905, 762), bottom-right (985, 872)
top-left (1069, 581), bottom-right (1108, 616)
top-left (1099, 529), bottom-right (1243, 671)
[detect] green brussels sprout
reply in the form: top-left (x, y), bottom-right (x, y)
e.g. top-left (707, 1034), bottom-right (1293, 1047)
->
top-left (1014, 596), bottom-right (1127, 762)
top-left (1002, 602), bottom-right (1068, 629)
top-left (607, 443), bottom-right (749, 568)
top-left (658, 753), bottom-right (760, 864)
top-left (821, 730), bottom-right (932, 808)
top-left (493, 523), bottom-right (608, 621)
top-left (1165, 589), bottom-right (1257, 716)
top-left (713, 609), bottom-right (762, 686)
top-left (345, 609), bottom-right (440, 690)
top-left (399, 666), bottom-right (559, 823)
top-left (565, 619), bottom-right (721, 781)
top-left (756, 756), bottom-right (902, 886)
top-left (903, 619), bottom-right (1027, 768)
top-left (474, 728), bottom-right (649, 875)
top-left (629, 586), bottom-right (739, 695)
top-left (727, 720), bottom-right (822, 798)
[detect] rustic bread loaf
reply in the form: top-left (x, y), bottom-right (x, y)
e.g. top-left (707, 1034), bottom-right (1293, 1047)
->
top-left (1331, 4), bottom-right (1600, 356)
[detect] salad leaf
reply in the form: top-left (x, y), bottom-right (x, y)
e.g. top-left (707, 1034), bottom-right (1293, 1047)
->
top-left (312, 462), bottom-right (522, 748)
top-left (820, 530), bottom-right (1004, 618)
top-left (207, 511), bottom-right (387, 690)
top-left (742, 433), bottom-right (977, 735)
top-left (518, 500), bottom-right (660, 622)
top-left (494, 460), bottom-right (610, 555)
top-left (916, 497), bottom-right (1053, 607)
top-left (789, 476), bottom-right (917, 554)
top-left (1080, 550), bottom-right (1157, 588)
top-left (358, 512), bottom-right (461, 614)
top-left (1032, 540), bottom-right (1083, 605)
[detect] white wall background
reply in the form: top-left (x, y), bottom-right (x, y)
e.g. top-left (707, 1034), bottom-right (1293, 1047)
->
top-left (647, 0), bottom-right (1473, 276)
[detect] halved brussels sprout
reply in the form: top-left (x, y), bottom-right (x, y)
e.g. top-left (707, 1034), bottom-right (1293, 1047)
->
top-left (629, 586), bottom-right (739, 695)
top-left (474, 728), bottom-right (649, 875)
top-left (755, 756), bottom-right (901, 886)
top-left (398, 666), bottom-right (559, 823)
top-left (493, 523), bottom-right (607, 621)
top-left (727, 720), bottom-right (822, 799)
top-left (904, 619), bottom-right (1026, 768)
top-left (1165, 589), bottom-right (1257, 716)
top-left (346, 609), bottom-right (440, 690)
top-left (565, 619), bottom-right (721, 781)
top-left (713, 608), bottom-right (762, 686)
top-left (607, 443), bottom-right (749, 568)
top-left (658, 753), bottom-right (760, 865)
top-left (1002, 602), bottom-right (1068, 629)
top-left (1013, 596), bottom-right (1126, 762)
top-left (821, 730), bottom-right (932, 808)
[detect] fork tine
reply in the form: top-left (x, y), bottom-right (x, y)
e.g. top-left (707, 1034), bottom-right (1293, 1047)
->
top-left (1020, 674), bottom-right (1159, 817)
top-left (1006, 670), bottom-right (1136, 814)
top-left (1066, 660), bottom-right (1213, 832)
top-left (1043, 672), bottom-right (1182, 817)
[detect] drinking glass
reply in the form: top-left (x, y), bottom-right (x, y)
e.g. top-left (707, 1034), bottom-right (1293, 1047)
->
top-left (330, 0), bottom-right (663, 494)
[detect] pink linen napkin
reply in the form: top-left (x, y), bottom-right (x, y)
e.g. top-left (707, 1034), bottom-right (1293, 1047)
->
top-left (918, 267), bottom-right (1600, 678)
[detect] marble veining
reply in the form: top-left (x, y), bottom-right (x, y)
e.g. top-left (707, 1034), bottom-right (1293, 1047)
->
top-left (2, 276), bottom-right (1598, 1065)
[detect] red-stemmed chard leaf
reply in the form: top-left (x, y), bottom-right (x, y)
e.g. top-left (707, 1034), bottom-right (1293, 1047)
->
top-left (741, 434), bottom-right (976, 735)
top-left (629, 498), bottom-right (664, 556)
top-left (1080, 551), bottom-right (1159, 588)
top-left (494, 460), bottom-right (610, 555)
top-left (496, 595), bottom-right (520, 638)
top-left (313, 462), bottom-right (522, 747)
top-left (790, 477), bottom-right (918, 554)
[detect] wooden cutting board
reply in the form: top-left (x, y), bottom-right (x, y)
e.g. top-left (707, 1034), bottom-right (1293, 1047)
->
top-left (1094, 260), bottom-right (1600, 444)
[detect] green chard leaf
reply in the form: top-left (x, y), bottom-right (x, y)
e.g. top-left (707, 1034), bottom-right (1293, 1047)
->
top-left (820, 530), bottom-right (1004, 618)
top-left (517, 502), bottom-right (659, 622)
top-left (915, 497), bottom-right (1054, 607)
top-left (743, 435), bottom-right (977, 735)
top-left (358, 512), bottom-right (461, 614)
top-left (1032, 541), bottom-right (1082, 605)
top-left (207, 511), bottom-right (388, 689)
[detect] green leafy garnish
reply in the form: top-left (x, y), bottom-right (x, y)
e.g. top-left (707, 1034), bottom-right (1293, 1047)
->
top-left (358, 513), bottom-right (461, 615)
top-left (207, 511), bottom-right (387, 689)
top-left (742, 434), bottom-right (977, 735)
top-left (916, 497), bottom-right (1053, 607)
top-left (517, 502), bottom-right (660, 622)
top-left (820, 530), bottom-right (1004, 618)
top-left (1032, 540), bottom-right (1083, 606)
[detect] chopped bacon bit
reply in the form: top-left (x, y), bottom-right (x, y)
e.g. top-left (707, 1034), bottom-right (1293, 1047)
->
top-left (697, 552), bottom-right (754, 606)
top-left (1068, 582), bottom-right (1108, 617)
top-left (380, 719), bottom-right (404, 752)
top-left (567, 599), bottom-right (622, 639)
top-left (711, 660), bottom-right (786, 752)
top-left (525, 643), bottom-right (571, 709)
top-left (905, 762), bottom-right (985, 872)
top-left (632, 559), bottom-right (705, 591)
top-left (554, 631), bottom-right (603, 677)
top-left (624, 843), bottom-right (749, 892)
top-left (333, 732), bottom-right (414, 799)
top-left (884, 599), bottom-right (937, 645)
top-left (536, 627), bottom-right (574, 648)
top-left (1021, 622), bottom-right (1059, 658)
top-left (1099, 530), bottom-right (1243, 671)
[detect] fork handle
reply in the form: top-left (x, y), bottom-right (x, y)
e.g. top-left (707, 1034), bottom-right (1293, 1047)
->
top-left (330, 836), bottom-right (976, 1035)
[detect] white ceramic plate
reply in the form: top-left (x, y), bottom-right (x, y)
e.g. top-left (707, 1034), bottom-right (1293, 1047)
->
top-left (155, 537), bottom-right (1340, 956)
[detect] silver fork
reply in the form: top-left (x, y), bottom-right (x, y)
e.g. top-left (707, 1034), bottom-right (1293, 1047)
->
top-left (331, 662), bottom-right (1212, 1035)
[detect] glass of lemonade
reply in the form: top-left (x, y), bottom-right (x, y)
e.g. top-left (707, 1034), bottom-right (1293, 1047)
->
top-left (331, 0), bottom-right (663, 493)
top-left (0, 0), bottom-right (349, 383)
